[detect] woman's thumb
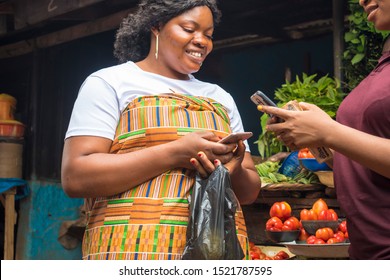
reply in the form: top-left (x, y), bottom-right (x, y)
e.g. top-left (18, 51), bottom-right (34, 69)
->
top-left (299, 102), bottom-right (315, 111)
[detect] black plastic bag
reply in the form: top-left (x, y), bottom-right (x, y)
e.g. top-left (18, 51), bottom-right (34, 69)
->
top-left (182, 165), bottom-right (244, 260)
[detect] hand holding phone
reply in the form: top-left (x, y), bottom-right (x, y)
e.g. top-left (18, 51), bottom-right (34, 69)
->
top-left (218, 132), bottom-right (253, 144)
top-left (250, 90), bottom-right (277, 107)
top-left (250, 90), bottom-right (282, 122)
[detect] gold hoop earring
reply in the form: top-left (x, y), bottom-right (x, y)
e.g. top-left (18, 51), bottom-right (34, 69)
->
top-left (155, 34), bottom-right (159, 60)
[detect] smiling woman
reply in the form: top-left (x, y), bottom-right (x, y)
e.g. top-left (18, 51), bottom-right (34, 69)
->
top-left (61, 0), bottom-right (261, 260)
top-left (141, 5), bottom-right (215, 79)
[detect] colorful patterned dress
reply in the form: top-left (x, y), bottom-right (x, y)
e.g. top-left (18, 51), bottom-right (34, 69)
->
top-left (82, 93), bottom-right (250, 260)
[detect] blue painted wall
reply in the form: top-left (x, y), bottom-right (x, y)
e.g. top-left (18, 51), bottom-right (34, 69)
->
top-left (16, 181), bottom-right (83, 260)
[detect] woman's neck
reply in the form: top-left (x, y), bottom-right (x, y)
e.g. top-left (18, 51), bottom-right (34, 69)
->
top-left (136, 58), bottom-right (190, 81)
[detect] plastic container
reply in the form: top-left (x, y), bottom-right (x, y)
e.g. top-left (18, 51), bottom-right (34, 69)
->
top-left (300, 158), bottom-right (332, 172)
top-left (278, 151), bottom-right (303, 178)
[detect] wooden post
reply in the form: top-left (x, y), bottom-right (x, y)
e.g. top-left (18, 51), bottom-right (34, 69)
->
top-left (332, 0), bottom-right (345, 82)
top-left (3, 187), bottom-right (17, 260)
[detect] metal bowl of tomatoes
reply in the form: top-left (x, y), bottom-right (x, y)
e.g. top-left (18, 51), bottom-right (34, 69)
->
top-left (265, 230), bottom-right (300, 243)
top-left (301, 220), bottom-right (339, 236)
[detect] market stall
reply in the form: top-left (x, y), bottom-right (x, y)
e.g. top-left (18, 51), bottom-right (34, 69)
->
top-left (244, 149), bottom-right (349, 260)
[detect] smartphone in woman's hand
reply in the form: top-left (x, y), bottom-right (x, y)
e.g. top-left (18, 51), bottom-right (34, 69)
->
top-left (218, 132), bottom-right (253, 144)
top-left (250, 90), bottom-right (282, 123)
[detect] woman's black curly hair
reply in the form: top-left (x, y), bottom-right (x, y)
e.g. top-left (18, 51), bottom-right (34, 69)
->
top-left (113, 0), bottom-right (222, 63)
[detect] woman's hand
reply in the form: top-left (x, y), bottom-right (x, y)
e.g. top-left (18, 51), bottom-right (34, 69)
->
top-left (175, 131), bottom-right (236, 169)
top-left (189, 151), bottom-right (221, 179)
top-left (190, 141), bottom-right (261, 205)
top-left (224, 140), bottom-right (246, 175)
top-left (189, 140), bottom-right (246, 179)
top-left (258, 102), bottom-right (335, 150)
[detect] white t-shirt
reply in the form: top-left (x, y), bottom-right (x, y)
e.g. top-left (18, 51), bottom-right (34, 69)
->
top-left (65, 61), bottom-right (250, 151)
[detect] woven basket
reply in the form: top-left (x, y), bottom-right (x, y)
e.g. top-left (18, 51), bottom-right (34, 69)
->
top-left (314, 171), bottom-right (334, 188)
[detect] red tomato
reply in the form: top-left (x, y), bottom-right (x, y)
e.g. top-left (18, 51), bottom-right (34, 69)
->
top-left (283, 216), bottom-right (300, 230)
top-left (315, 227), bottom-right (334, 241)
top-left (312, 198), bottom-right (329, 216)
top-left (306, 235), bottom-right (326, 244)
top-left (250, 250), bottom-right (260, 260)
top-left (334, 231), bottom-right (345, 243)
top-left (282, 224), bottom-right (292, 231)
top-left (314, 239), bottom-right (326, 244)
top-left (249, 244), bottom-right (263, 260)
top-left (298, 149), bottom-right (307, 158)
top-left (269, 201), bottom-right (292, 220)
top-left (338, 220), bottom-right (348, 233)
top-left (318, 209), bottom-right (338, 221)
top-left (327, 237), bottom-right (338, 244)
top-left (266, 216), bottom-right (283, 231)
top-left (298, 228), bottom-right (310, 241)
top-left (251, 245), bottom-right (261, 254)
top-left (276, 250), bottom-right (290, 260)
top-left (306, 235), bottom-right (318, 244)
top-left (300, 208), bottom-right (318, 220)
top-left (298, 148), bottom-right (315, 158)
top-left (289, 216), bottom-right (301, 227)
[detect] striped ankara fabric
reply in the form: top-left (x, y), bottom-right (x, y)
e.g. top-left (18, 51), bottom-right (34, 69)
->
top-left (82, 94), bottom-right (250, 260)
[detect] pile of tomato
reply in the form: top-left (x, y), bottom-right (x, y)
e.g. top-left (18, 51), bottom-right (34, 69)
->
top-left (300, 198), bottom-right (338, 221)
top-left (299, 198), bottom-right (348, 244)
top-left (253, 199), bottom-right (349, 259)
top-left (249, 242), bottom-right (290, 260)
top-left (297, 148), bottom-right (315, 158)
top-left (250, 201), bottom-right (297, 260)
top-left (265, 201), bottom-right (300, 231)
top-left (264, 199), bottom-right (349, 245)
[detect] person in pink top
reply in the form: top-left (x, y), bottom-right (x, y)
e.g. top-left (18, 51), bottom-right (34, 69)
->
top-left (258, 0), bottom-right (390, 259)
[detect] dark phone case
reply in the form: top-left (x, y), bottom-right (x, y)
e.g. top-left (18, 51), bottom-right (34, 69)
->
top-left (250, 90), bottom-right (282, 122)
top-left (250, 90), bottom-right (277, 107)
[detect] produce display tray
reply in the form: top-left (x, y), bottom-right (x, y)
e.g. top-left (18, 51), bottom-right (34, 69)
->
top-left (279, 241), bottom-right (350, 259)
top-left (256, 245), bottom-right (295, 259)
top-left (261, 183), bottom-right (325, 192)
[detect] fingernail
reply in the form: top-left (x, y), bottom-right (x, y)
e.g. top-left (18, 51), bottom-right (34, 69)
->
top-left (257, 105), bottom-right (263, 111)
top-left (190, 159), bottom-right (196, 165)
top-left (198, 152), bottom-right (202, 158)
top-left (214, 159), bottom-right (219, 164)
